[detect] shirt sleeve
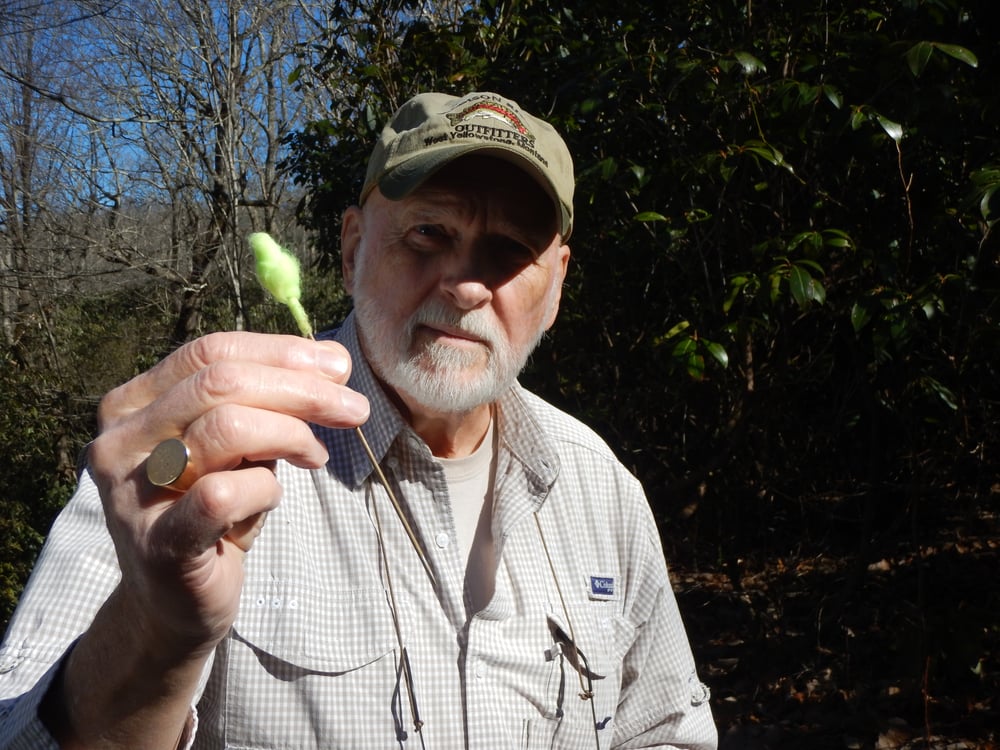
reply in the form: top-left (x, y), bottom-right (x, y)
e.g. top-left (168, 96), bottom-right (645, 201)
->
top-left (0, 470), bottom-right (121, 748)
top-left (0, 659), bottom-right (63, 750)
top-left (610, 487), bottom-right (718, 750)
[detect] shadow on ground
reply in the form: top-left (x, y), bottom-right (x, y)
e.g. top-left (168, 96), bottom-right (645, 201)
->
top-left (676, 521), bottom-right (1000, 750)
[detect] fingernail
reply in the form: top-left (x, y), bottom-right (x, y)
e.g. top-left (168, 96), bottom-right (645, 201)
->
top-left (342, 390), bottom-right (370, 421)
top-left (316, 345), bottom-right (350, 378)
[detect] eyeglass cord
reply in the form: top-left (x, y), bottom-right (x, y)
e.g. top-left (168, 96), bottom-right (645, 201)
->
top-left (366, 476), bottom-right (427, 741)
top-left (356, 426), bottom-right (436, 585)
top-left (355, 426), bottom-right (603, 748)
top-left (302, 327), bottom-right (431, 739)
top-left (359, 427), bottom-right (429, 741)
top-left (534, 511), bottom-right (602, 750)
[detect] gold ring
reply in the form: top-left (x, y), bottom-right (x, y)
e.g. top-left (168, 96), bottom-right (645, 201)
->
top-left (146, 438), bottom-right (198, 493)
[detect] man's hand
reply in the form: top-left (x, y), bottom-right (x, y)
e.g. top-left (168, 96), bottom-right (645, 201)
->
top-left (44, 332), bottom-right (369, 748)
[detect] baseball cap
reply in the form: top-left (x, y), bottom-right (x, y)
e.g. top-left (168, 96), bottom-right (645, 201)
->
top-left (361, 91), bottom-right (575, 239)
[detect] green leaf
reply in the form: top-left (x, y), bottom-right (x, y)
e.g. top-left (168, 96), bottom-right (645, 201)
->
top-left (822, 229), bottom-right (854, 249)
top-left (796, 83), bottom-right (819, 105)
top-left (788, 264), bottom-right (825, 307)
top-left (906, 41), bottom-right (934, 77)
top-left (809, 278), bottom-right (827, 304)
top-left (876, 114), bottom-right (903, 142)
top-left (684, 208), bottom-right (713, 224)
top-left (743, 141), bottom-right (795, 173)
top-left (971, 168), bottom-right (1000, 221)
top-left (980, 186), bottom-right (997, 221)
top-left (795, 259), bottom-right (825, 275)
top-left (635, 211), bottom-right (667, 223)
top-left (662, 320), bottom-right (691, 340)
top-left (923, 377), bottom-right (958, 411)
top-left (743, 140), bottom-right (794, 173)
top-left (734, 51), bottom-right (767, 75)
top-left (769, 271), bottom-right (783, 304)
top-left (744, 142), bottom-right (779, 166)
top-left (933, 42), bottom-right (978, 68)
top-left (821, 85), bottom-right (843, 109)
top-left (705, 341), bottom-right (730, 368)
top-left (671, 337), bottom-right (696, 358)
top-left (788, 231), bottom-right (821, 252)
top-left (850, 303), bottom-right (872, 332)
top-left (655, 322), bottom-right (692, 348)
top-left (723, 275), bottom-right (751, 313)
top-left (788, 265), bottom-right (808, 307)
top-left (685, 351), bottom-right (706, 380)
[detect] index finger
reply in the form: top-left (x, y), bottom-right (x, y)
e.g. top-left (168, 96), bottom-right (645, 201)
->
top-left (98, 332), bottom-right (353, 430)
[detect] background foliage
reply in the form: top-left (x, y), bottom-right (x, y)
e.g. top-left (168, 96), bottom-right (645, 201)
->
top-left (288, 0), bottom-right (998, 568)
top-left (2, 0), bottom-right (998, 745)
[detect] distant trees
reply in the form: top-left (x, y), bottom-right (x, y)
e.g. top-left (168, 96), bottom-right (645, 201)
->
top-left (83, 0), bottom-right (331, 342)
top-left (0, 1), bottom-right (89, 348)
top-left (0, 0), bottom-right (346, 624)
top-left (1, 0), bottom-right (335, 356)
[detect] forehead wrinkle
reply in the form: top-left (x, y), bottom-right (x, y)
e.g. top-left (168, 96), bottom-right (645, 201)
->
top-left (405, 183), bottom-right (483, 223)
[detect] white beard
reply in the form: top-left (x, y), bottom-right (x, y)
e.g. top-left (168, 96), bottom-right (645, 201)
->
top-left (354, 293), bottom-right (545, 414)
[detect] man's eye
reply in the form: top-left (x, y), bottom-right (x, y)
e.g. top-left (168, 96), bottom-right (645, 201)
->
top-left (405, 224), bottom-right (447, 252)
top-left (493, 238), bottom-right (537, 266)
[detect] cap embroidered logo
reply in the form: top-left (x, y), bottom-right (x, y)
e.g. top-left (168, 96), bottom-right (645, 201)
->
top-left (446, 102), bottom-right (532, 136)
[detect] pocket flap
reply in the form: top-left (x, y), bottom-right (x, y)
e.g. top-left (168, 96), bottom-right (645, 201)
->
top-left (232, 582), bottom-right (396, 674)
top-left (547, 606), bottom-right (636, 676)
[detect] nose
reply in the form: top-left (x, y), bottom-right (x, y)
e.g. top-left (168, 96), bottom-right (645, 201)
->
top-left (438, 248), bottom-right (493, 311)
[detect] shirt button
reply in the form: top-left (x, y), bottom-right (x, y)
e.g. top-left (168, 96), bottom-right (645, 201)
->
top-left (435, 532), bottom-right (450, 549)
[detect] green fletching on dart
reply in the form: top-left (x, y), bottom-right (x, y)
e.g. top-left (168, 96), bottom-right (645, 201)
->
top-left (249, 231), bottom-right (313, 338)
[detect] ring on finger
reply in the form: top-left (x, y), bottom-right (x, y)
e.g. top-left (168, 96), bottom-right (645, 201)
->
top-left (146, 437), bottom-right (198, 493)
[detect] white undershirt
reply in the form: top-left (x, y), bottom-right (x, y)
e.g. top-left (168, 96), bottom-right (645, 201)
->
top-left (437, 418), bottom-right (497, 613)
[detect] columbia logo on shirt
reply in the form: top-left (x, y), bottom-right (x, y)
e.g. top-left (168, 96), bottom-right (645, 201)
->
top-left (588, 575), bottom-right (616, 600)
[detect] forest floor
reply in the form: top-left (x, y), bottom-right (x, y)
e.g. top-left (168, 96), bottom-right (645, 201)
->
top-left (676, 507), bottom-right (1000, 750)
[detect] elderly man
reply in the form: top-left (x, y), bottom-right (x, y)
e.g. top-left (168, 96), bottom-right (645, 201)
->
top-left (0, 91), bottom-right (717, 749)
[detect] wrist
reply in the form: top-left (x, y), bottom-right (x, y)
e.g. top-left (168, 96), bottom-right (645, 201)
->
top-left (41, 584), bottom-right (213, 748)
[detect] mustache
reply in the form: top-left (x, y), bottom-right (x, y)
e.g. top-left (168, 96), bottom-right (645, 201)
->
top-left (407, 301), bottom-right (501, 348)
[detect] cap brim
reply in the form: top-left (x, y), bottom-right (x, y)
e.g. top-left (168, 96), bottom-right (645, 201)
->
top-left (377, 144), bottom-right (570, 238)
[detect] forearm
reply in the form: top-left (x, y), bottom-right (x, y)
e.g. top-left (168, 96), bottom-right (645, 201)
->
top-left (39, 586), bottom-right (212, 750)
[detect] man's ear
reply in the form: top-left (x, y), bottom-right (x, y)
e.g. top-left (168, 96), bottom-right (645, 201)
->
top-left (543, 243), bottom-right (571, 330)
top-left (341, 205), bottom-right (363, 295)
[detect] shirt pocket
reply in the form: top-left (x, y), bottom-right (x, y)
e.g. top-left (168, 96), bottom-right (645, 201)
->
top-left (232, 580), bottom-right (396, 673)
top-left (527, 607), bottom-right (636, 750)
top-left (212, 582), bottom-right (404, 749)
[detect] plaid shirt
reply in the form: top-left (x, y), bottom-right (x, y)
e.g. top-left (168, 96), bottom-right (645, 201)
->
top-left (0, 314), bottom-right (717, 749)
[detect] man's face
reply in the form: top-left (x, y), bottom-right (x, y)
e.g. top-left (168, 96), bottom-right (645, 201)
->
top-left (342, 155), bottom-right (570, 417)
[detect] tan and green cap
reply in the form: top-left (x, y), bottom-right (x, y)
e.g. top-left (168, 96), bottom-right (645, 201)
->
top-left (361, 91), bottom-right (575, 239)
